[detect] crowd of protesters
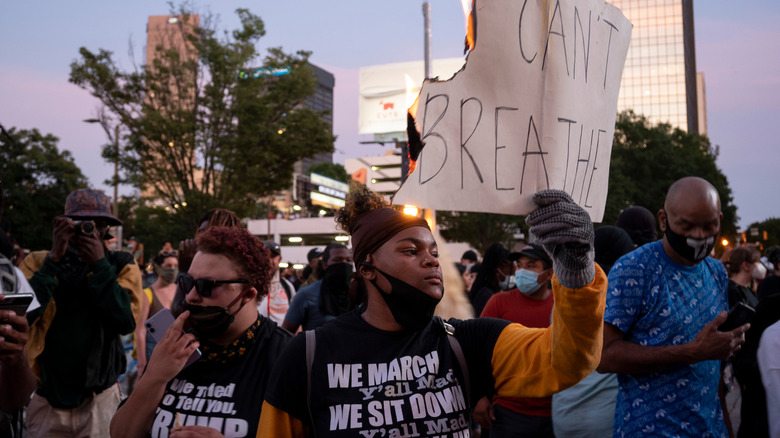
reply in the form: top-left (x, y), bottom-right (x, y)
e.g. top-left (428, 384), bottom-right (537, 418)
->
top-left (0, 176), bottom-right (778, 437)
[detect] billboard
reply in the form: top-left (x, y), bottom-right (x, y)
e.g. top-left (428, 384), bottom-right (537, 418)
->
top-left (358, 59), bottom-right (466, 135)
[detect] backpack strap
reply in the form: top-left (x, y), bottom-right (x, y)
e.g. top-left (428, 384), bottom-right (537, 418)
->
top-left (281, 279), bottom-right (294, 305)
top-left (305, 330), bottom-right (318, 437)
top-left (438, 317), bottom-right (471, 403)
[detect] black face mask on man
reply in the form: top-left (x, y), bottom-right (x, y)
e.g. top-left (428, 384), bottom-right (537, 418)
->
top-left (323, 263), bottom-right (353, 290)
top-left (664, 220), bottom-right (716, 264)
top-left (319, 263), bottom-right (354, 317)
top-left (182, 292), bottom-right (246, 340)
top-left (363, 263), bottom-right (442, 331)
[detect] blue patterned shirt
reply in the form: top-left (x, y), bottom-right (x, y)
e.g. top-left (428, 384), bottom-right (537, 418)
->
top-left (604, 241), bottom-right (728, 437)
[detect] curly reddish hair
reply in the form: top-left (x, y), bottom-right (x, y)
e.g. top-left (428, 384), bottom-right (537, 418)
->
top-left (196, 226), bottom-right (271, 298)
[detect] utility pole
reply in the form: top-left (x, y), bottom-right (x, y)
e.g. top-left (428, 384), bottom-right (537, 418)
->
top-left (112, 125), bottom-right (119, 218)
top-left (423, 2), bottom-right (432, 79)
top-left (422, 2), bottom-right (436, 231)
top-left (84, 117), bottom-right (122, 248)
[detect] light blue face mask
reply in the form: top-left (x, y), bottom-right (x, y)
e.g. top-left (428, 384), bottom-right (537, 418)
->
top-left (515, 269), bottom-right (544, 295)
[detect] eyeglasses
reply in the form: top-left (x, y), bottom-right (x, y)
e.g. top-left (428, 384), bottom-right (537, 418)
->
top-left (159, 250), bottom-right (179, 257)
top-left (177, 272), bottom-right (248, 298)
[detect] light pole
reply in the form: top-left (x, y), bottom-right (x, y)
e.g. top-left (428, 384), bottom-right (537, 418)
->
top-left (111, 125), bottom-right (119, 218)
top-left (83, 118), bottom-right (120, 218)
top-left (423, 2), bottom-right (432, 80)
top-left (84, 118), bottom-right (122, 249)
top-left (422, 2), bottom-right (437, 231)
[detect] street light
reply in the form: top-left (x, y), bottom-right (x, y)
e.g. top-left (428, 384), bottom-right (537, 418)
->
top-left (83, 118), bottom-right (120, 219)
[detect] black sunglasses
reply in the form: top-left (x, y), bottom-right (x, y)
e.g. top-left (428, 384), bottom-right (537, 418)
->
top-left (177, 272), bottom-right (248, 298)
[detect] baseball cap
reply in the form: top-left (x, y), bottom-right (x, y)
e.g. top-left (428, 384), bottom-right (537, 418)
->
top-left (263, 240), bottom-right (281, 257)
top-left (307, 247), bottom-right (323, 262)
top-left (510, 243), bottom-right (552, 267)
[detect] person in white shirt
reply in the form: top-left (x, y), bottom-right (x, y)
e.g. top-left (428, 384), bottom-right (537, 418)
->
top-left (257, 241), bottom-right (295, 325)
top-left (758, 318), bottom-right (780, 438)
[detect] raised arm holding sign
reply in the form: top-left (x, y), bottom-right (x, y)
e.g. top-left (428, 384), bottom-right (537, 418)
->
top-left (393, 0), bottom-right (632, 222)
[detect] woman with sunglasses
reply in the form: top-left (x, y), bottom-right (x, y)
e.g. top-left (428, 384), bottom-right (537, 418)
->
top-left (258, 187), bottom-right (607, 437)
top-left (111, 227), bottom-right (291, 438)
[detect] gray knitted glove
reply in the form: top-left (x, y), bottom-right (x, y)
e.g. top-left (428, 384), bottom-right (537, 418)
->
top-left (526, 190), bottom-right (595, 289)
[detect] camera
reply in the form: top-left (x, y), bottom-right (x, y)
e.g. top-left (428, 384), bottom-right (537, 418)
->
top-left (74, 220), bottom-right (96, 236)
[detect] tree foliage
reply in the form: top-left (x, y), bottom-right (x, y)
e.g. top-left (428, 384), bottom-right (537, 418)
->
top-left (0, 126), bottom-right (88, 250)
top-left (308, 162), bottom-right (349, 183)
top-left (604, 111), bottom-right (739, 239)
top-left (437, 211), bottom-right (525, 255)
top-left (69, 6), bottom-right (334, 230)
top-left (744, 218), bottom-right (780, 250)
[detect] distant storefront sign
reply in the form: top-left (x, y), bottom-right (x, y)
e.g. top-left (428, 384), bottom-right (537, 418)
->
top-left (310, 173), bottom-right (349, 209)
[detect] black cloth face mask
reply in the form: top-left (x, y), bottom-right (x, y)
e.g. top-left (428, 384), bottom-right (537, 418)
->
top-left (363, 263), bottom-right (442, 331)
top-left (319, 263), bottom-right (354, 317)
top-left (182, 291), bottom-right (246, 340)
top-left (664, 220), bottom-right (716, 264)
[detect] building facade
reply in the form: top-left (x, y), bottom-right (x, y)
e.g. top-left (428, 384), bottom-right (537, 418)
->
top-left (297, 64), bottom-right (335, 174)
top-left (611, 0), bottom-right (703, 134)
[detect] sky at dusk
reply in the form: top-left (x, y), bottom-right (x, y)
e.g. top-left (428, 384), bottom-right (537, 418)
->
top-left (1, 0), bottom-right (778, 229)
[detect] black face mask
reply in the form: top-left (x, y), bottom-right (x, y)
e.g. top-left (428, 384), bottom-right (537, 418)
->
top-left (364, 263), bottom-right (442, 331)
top-left (182, 292), bottom-right (246, 340)
top-left (323, 263), bottom-right (353, 288)
top-left (320, 263), bottom-right (354, 317)
top-left (664, 220), bottom-right (717, 264)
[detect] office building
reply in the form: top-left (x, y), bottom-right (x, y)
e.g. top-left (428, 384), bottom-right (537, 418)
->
top-left (611, 0), bottom-right (704, 134)
top-left (296, 64), bottom-right (335, 174)
top-left (146, 15), bottom-right (199, 73)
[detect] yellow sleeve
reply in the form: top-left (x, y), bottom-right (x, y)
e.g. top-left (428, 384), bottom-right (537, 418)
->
top-left (117, 262), bottom-right (144, 327)
top-left (257, 401), bottom-right (308, 438)
top-left (20, 251), bottom-right (51, 380)
top-left (491, 263), bottom-right (607, 398)
top-left (19, 250), bottom-right (47, 280)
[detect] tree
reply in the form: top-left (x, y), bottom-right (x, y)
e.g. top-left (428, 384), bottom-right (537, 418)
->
top-left (69, 6), bottom-right (334, 230)
top-left (437, 211), bottom-right (526, 255)
top-left (743, 218), bottom-right (780, 250)
top-left (0, 126), bottom-right (89, 251)
top-left (308, 162), bottom-right (349, 183)
top-left (604, 111), bottom-right (739, 244)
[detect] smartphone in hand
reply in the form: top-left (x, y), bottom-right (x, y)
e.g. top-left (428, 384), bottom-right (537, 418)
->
top-left (145, 308), bottom-right (201, 368)
top-left (0, 293), bottom-right (34, 316)
top-left (718, 302), bottom-right (756, 332)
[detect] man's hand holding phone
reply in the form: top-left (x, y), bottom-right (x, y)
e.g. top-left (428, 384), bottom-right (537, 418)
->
top-left (0, 295), bottom-right (30, 363)
top-left (691, 309), bottom-right (751, 361)
top-left (144, 310), bottom-right (201, 384)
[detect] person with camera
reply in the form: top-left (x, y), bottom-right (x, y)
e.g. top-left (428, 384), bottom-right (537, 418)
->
top-left (19, 188), bottom-right (143, 437)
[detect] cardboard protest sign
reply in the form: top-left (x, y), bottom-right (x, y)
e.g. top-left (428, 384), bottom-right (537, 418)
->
top-left (392, 0), bottom-right (632, 222)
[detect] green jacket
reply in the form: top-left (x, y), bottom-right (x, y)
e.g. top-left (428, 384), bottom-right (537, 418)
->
top-left (21, 249), bottom-right (143, 408)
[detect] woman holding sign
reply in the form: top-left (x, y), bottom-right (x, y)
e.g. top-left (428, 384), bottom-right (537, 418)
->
top-left (111, 227), bottom-right (291, 438)
top-left (258, 185), bottom-right (607, 437)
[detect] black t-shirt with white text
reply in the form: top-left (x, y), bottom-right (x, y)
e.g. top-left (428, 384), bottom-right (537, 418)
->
top-left (149, 317), bottom-right (290, 438)
top-left (264, 310), bottom-right (508, 437)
